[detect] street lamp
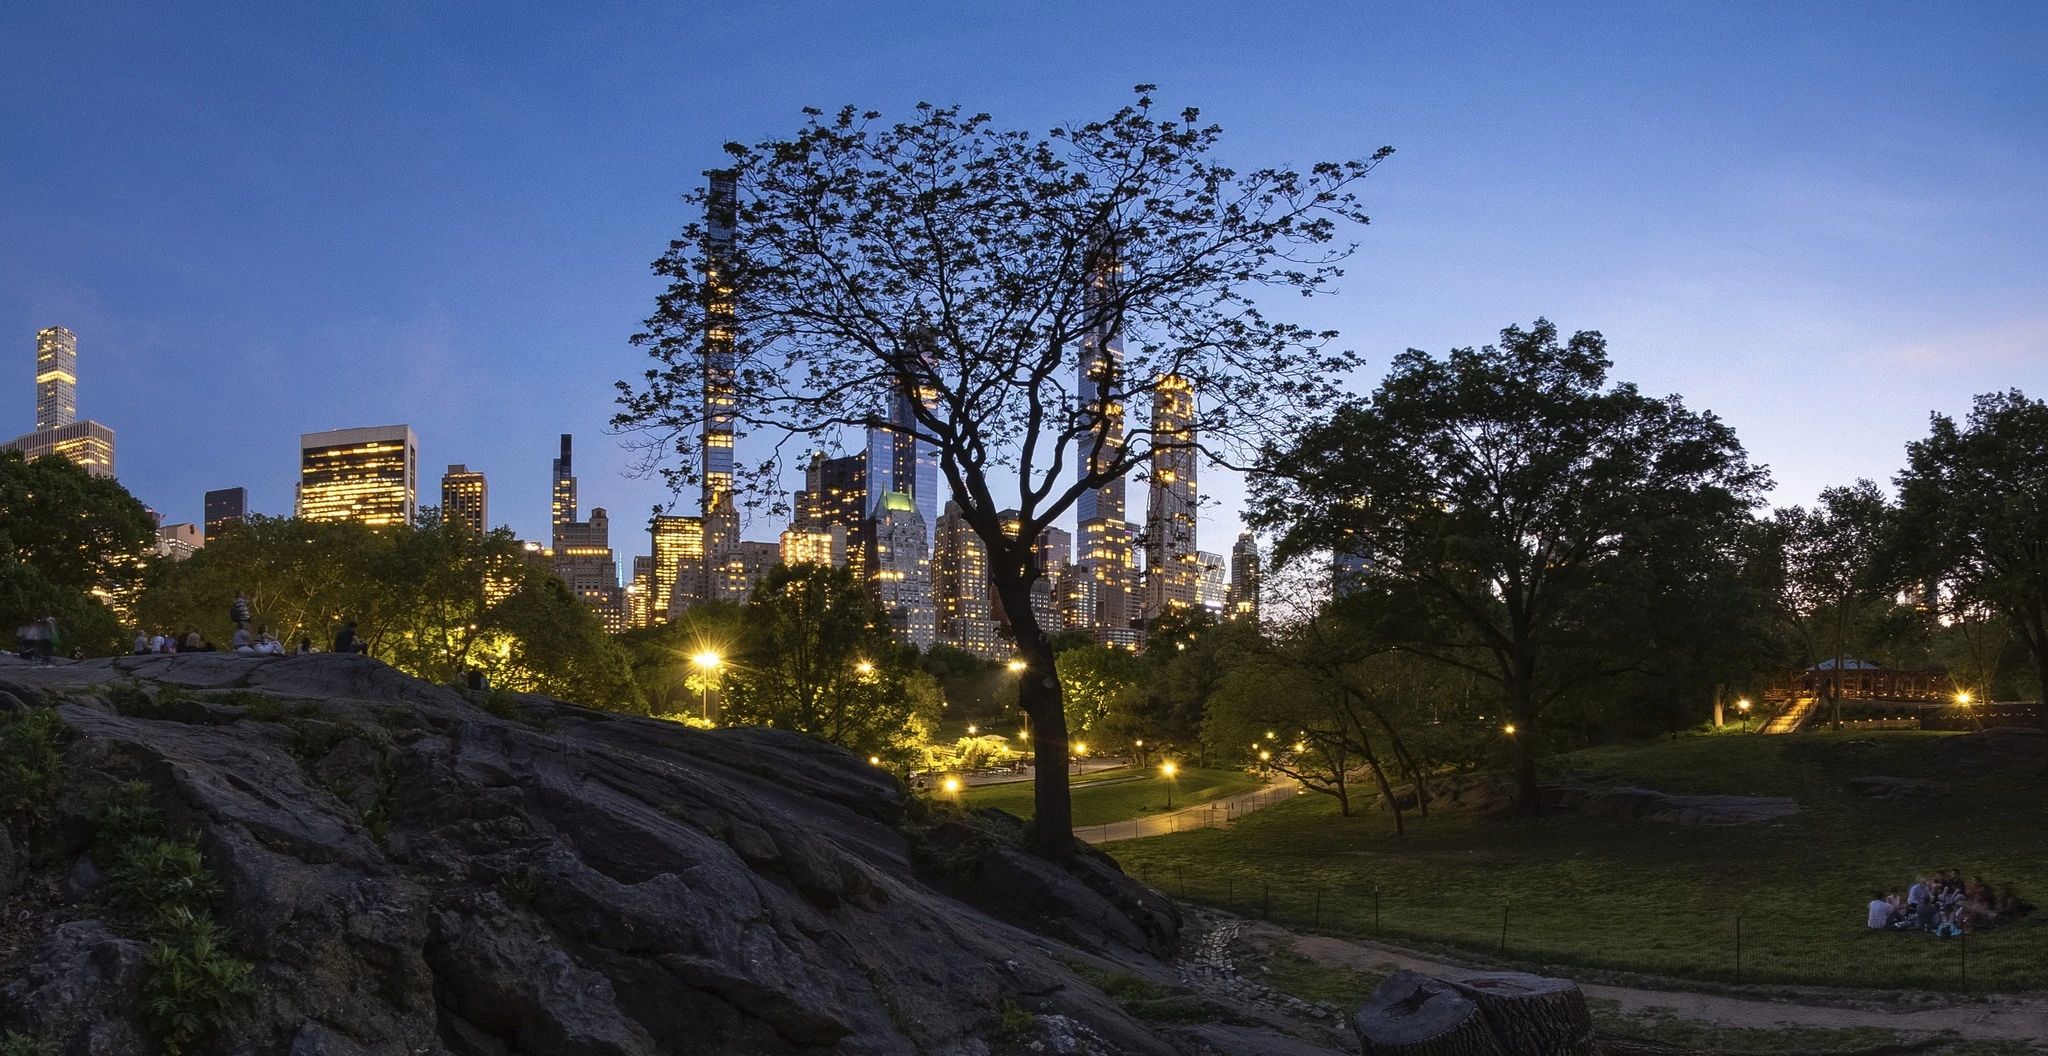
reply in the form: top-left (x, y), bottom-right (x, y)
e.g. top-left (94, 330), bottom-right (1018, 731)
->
top-left (689, 650), bottom-right (723, 722)
top-left (1503, 723), bottom-right (1517, 736)
top-left (967, 724), bottom-right (978, 736)
top-left (855, 659), bottom-right (876, 677)
top-left (1737, 698), bottom-right (1752, 732)
top-left (1162, 761), bottom-right (1178, 808)
top-left (941, 775), bottom-right (961, 800)
top-left (1007, 658), bottom-right (1027, 674)
top-left (1073, 741), bottom-right (1087, 775)
top-left (1956, 690), bottom-right (1974, 706)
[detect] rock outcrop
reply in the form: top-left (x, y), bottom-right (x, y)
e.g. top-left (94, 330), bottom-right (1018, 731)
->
top-left (0, 654), bottom-right (1298, 1056)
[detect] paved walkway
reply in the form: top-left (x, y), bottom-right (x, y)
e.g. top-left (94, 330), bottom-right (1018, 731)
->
top-left (1078, 780), bottom-right (1300, 844)
top-left (1238, 918), bottom-right (2048, 1044)
top-left (963, 758), bottom-right (1126, 788)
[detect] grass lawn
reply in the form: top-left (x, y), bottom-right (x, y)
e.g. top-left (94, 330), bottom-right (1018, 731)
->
top-left (963, 765), bottom-right (1266, 827)
top-left (1106, 731), bottom-right (2048, 992)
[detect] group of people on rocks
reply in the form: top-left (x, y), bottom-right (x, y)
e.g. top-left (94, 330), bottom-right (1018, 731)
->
top-left (13, 616), bottom-right (63, 663)
top-left (1867, 871), bottom-right (2033, 936)
top-left (121, 595), bottom-right (368, 660)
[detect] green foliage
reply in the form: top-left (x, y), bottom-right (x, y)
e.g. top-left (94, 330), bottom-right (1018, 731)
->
top-left (93, 780), bottom-right (162, 862)
top-left (137, 514), bottom-right (643, 712)
top-left (1054, 644), bottom-right (1138, 740)
top-left (949, 734), bottom-right (1019, 771)
top-left (721, 563), bottom-right (931, 760)
top-left (0, 1031), bottom-right (55, 1056)
top-left (498, 868), bottom-right (541, 907)
top-left (992, 998), bottom-right (1036, 1043)
top-left (284, 719), bottom-right (354, 764)
top-left (141, 914), bottom-right (256, 1056)
top-left (1252, 321), bottom-right (1770, 802)
top-left (0, 707), bottom-right (66, 825)
top-left (105, 837), bottom-right (223, 927)
top-left (0, 450), bottom-right (154, 654)
top-left (617, 601), bottom-right (745, 716)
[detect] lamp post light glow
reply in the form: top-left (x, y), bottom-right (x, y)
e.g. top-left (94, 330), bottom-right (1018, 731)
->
top-left (967, 724), bottom-right (978, 736)
top-left (855, 659), bottom-right (876, 677)
top-left (689, 650), bottom-right (724, 721)
top-left (941, 776), bottom-right (961, 796)
top-left (1737, 697), bottom-right (1752, 732)
top-left (1956, 691), bottom-right (1974, 706)
top-left (1162, 761), bottom-right (1178, 808)
top-left (1007, 658), bottom-right (1027, 673)
top-left (1503, 723), bottom-right (1517, 736)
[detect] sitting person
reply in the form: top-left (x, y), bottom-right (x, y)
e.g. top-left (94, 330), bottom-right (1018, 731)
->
top-left (1908, 876), bottom-right (1931, 908)
top-left (1866, 892), bottom-right (1893, 930)
top-left (295, 636), bottom-right (312, 655)
top-left (232, 625), bottom-right (259, 656)
top-left (132, 632), bottom-right (151, 655)
top-left (1916, 893), bottom-right (1940, 932)
top-left (255, 631), bottom-right (285, 656)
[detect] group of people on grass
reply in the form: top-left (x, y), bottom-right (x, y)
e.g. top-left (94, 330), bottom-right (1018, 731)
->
top-left (1866, 871), bottom-right (2033, 936)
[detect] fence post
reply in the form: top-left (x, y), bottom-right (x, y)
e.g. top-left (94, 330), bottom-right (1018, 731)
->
top-left (1263, 879), bottom-right (1270, 920)
top-left (1499, 903), bottom-right (1509, 956)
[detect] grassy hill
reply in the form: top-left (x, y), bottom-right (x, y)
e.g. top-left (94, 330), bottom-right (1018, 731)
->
top-left (1104, 730), bottom-right (2048, 991)
top-left (961, 765), bottom-right (1266, 827)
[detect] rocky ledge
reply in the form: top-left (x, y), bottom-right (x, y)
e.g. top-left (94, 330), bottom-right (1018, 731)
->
top-left (0, 654), bottom-right (1324, 1056)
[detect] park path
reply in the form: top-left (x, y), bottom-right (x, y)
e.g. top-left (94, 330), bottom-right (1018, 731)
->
top-left (1077, 779), bottom-right (1300, 844)
top-left (1235, 918), bottom-right (2048, 1044)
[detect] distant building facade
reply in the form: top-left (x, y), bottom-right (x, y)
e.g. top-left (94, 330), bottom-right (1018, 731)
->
top-left (156, 522), bottom-right (203, 561)
top-left (1227, 531), bottom-right (1261, 621)
top-left (440, 464), bottom-right (488, 536)
top-left (1140, 375), bottom-right (1200, 627)
top-left (869, 491), bottom-right (934, 650)
top-left (203, 487), bottom-right (248, 541)
top-left (296, 425), bottom-right (417, 527)
top-left (932, 501), bottom-right (1002, 658)
top-left (5, 326), bottom-right (115, 477)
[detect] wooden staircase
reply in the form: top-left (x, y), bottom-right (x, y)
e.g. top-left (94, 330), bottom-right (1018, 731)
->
top-left (1760, 695), bottom-right (1819, 734)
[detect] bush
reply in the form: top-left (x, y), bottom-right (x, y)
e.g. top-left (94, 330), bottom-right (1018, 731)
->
top-left (992, 998), bottom-right (1035, 1043)
top-left (105, 837), bottom-right (222, 927)
top-left (0, 1031), bottom-right (55, 1056)
top-left (93, 780), bottom-right (162, 863)
top-left (141, 913), bottom-right (256, 1055)
top-left (0, 707), bottom-right (66, 825)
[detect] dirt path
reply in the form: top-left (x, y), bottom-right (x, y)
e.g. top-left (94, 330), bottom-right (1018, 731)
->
top-left (1238, 918), bottom-right (2048, 1045)
top-left (1077, 779), bottom-right (1300, 844)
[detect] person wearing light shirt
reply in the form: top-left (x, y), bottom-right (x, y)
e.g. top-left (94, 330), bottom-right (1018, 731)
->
top-left (1866, 894), bottom-right (1893, 929)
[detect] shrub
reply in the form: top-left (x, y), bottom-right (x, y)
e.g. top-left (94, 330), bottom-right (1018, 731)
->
top-left (0, 707), bottom-right (66, 825)
top-left (105, 837), bottom-right (222, 927)
top-left (992, 998), bottom-right (1035, 1043)
top-left (93, 780), bottom-right (162, 863)
top-left (141, 918), bottom-right (256, 1055)
top-left (0, 1031), bottom-right (55, 1056)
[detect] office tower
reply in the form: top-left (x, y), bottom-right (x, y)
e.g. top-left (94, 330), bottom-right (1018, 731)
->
top-left (1195, 550), bottom-right (1227, 614)
top-left (296, 425), bottom-right (418, 526)
top-left (36, 326), bottom-right (76, 430)
top-left (699, 171), bottom-right (743, 602)
top-left (869, 492), bottom-right (934, 650)
top-left (780, 521), bottom-right (847, 569)
top-left (730, 542), bottom-right (781, 599)
top-left (1331, 546), bottom-right (1370, 598)
top-left (651, 513), bottom-right (704, 617)
top-left (1075, 277), bottom-right (1138, 646)
top-left (551, 434), bottom-right (577, 542)
top-left (865, 382), bottom-right (939, 532)
top-left (932, 501), bottom-right (1002, 658)
top-left (155, 522), bottom-right (204, 561)
top-left (1228, 531), bottom-right (1262, 621)
top-left (203, 488), bottom-right (247, 541)
top-left (792, 451), bottom-right (869, 580)
top-left (440, 465), bottom-right (488, 537)
top-left (553, 506), bottom-right (625, 633)
top-left (1055, 562), bottom-right (1097, 638)
top-left (4, 326), bottom-right (115, 477)
top-left (1140, 375), bottom-right (1200, 625)
top-left (988, 509), bottom-right (1065, 637)
top-left (625, 556), bottom-right (655, 629)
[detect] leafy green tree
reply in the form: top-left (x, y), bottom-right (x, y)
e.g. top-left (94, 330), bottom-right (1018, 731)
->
top-left (1054, 644), bottom-right (1139, 742)
top-left (1253, 321), bottom-right (1767, 808)
top-left (617, 601), bottom-right (745, 716)
top-left (0, 451), bottom-right (154, 654)
top-left (722, 563), bottom-right (927, 761)
top-left (616, 88), bottom-right (1387, 857)
top-left (1764, 480), bottom-right (1896, 728)
top-left (1894, 390), bottom-right (2048, 737)
top-left (921, 644), bottom-right (1005, 720)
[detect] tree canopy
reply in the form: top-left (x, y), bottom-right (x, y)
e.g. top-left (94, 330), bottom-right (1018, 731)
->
top-left (1252, 321), bottom-right (1768, 806)
top-left (617, 87), bottom-right (1388, 855)
top-left (0, 451), bottom-right (154, 654)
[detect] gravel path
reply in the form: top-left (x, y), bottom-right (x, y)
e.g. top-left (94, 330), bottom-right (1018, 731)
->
top-left (1240, 918), bottom-right (2048, 1045)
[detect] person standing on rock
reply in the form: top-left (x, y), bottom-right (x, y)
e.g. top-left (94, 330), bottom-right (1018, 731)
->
top-left (333, 619), bottom-right (365, 655)
top-left (229, 592), bottom-right (252, 629)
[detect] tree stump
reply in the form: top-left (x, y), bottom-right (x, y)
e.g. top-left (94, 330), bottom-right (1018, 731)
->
top-left (1449, 972), bottom-right (1595, 1056)
top-left (1350, 970), bottom-right (1507, 1056)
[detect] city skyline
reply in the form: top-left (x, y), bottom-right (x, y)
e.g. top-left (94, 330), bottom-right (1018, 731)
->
top-left (3, 5), bottom-right (2044, 545)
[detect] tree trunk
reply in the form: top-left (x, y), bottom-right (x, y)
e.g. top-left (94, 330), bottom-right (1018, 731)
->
top-left (1351, 971), bottom-right (1505, 1056)
top-left (994, 570), bottom-right (1074, 860)
top-left (1448, 973), bottom-right (1595, 1056)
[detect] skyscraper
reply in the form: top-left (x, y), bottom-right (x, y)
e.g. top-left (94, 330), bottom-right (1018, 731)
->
top-left (296, 425), bottom-right (417, 526)
top-left (791, 451), bottom-right (869, 580)
top-left (35, 326), bottom-right (75, 430)
top-left (1140, 374), bottom-right (1200, 626)
top-left (651, 513), bottom-right (704, 617)
top-left (1228, 531), bottom-right (1262, 622)
top-left (1195, 550), bottom-right (1228, 614)
top-left (1075, 267), bottom-right (1139, 646)
top-left (4, 326), bottom-right (114, 477)
top-left (699, 170), bottom-right (744, 603)
top-left (869, 491), bottom-right (935, 650)
top-left (551, 434), bottom-right (577, 543)
top-left (932, 501), bottom-right (1001, 658)
top-left (440, 464), bottom-right (488, 537)
top-left (865, 382), bottom-right (940, 531)
top-left (203, 487), bottom-right (247, 542)
top-left (554, 506), bottom-right (625, 633)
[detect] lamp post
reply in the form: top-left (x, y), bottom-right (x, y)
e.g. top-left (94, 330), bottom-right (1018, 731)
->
top-left (689, 650), bottom-right (723, 722)
top-left (1737, 698), bottom-right (1752, 733)
top-left (1073, 742), bottom-right (1088, 775)
top-left (1162, 761), bottom-right (1178, 808)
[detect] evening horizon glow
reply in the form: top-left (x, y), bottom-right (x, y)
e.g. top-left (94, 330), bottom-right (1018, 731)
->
top-left (3, 3), bottom-right (2043, 550)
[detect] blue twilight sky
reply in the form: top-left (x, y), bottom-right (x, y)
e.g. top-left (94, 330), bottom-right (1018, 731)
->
top-left (3, 3), bottom-right (2045, 556)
